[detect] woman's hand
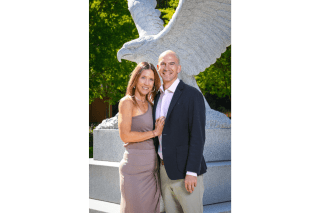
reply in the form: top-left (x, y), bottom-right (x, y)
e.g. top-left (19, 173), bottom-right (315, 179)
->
top-left (154, 116), bottom-right (165, 136)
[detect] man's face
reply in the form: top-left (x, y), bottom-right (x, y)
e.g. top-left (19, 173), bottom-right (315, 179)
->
top-left (157, 53), bottom-right (181, 86)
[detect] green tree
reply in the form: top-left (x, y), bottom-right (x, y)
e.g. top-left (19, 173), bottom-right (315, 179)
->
top-left (89, 0), bottom-right (180, 105)
top-left (195, 46), bottom-right (231, 101)
top-left (89, 0), bottom-right (231, 104)
top-left (157, 0), bottom-right (179, 25)
top-left (89, 0), bottom-right (139, 105)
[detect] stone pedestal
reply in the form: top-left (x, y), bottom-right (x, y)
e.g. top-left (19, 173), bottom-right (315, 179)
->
top-left (93, 129), bottom-right (231, 162)
top-left (89, 128), bottom-right (231, 213)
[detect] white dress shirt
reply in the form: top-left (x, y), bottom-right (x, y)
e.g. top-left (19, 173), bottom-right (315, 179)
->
top-left (156, 78), bottom-right (197, 177)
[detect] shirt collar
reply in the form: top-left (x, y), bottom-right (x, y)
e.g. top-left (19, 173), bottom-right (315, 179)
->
top-left (160, 78), bottom-right (180, 94)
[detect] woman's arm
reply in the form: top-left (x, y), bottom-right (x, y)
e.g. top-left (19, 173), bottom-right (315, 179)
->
top-left (118, 97), bottom-right (164, 143)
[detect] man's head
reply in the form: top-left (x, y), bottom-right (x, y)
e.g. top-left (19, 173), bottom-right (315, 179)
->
top-left (157, 50), bottom-right (181, 88)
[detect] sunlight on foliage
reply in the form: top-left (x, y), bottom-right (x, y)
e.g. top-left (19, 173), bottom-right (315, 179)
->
top-left (89, 0), bottom-right (231, 104)
top-left (158, 0), bottom-right (179, 26)
top-left (195, 46), bottom-right (231, 100)
top-left (89, 0), bottom-right (138, 105)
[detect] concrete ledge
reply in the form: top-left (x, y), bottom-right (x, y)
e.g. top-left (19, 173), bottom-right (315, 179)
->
top-left (89, 162), bottom-right (120, 203)
top-left (204, 129), bottom-right (231, 162)
top-left (89, 158), bottom-right (120, 167)
top-left (203, 161), bottom-right (231, 204)
top-left (89, 199), bottom-right (231, 213)
top-left (89, 159), bottom-right (230, 205)
top-left (93, 128), bottom-right (230, 162)
top-left (89, 210), bottom-right (104, 213)
top-left (89, 199), bottom-right (119, 213)
top-left (93, 129), bottom-right (125, 162)
top-left (203, 202), bottom-right (231, 213)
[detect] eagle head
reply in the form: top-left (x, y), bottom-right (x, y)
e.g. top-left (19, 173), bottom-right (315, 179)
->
top-left (117, 36), bottom-right (155, 63)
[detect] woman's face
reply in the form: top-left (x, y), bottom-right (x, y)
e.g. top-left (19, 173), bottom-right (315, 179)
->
top-left (135, 69), bottom-right (155, 96)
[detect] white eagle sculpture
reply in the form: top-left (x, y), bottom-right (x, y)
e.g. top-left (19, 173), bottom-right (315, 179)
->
top-left (96, 0), bottom-right (231, 129)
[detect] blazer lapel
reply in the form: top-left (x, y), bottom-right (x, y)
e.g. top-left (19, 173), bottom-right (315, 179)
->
top-left (153, 92), bottom-right (161, 148)
top-left (166, 80), bottom-right (184, 120)
top-left (153, 91), bottom-right (160, 122)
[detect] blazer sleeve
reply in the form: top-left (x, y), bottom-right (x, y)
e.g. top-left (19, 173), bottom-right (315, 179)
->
top-left (186, 90), bottom-right (206, 174)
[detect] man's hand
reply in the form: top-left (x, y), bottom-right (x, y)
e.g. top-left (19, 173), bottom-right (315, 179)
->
top-left (184, 175), bottom-right (197, 193)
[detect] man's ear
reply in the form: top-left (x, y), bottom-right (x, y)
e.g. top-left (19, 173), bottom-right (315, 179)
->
top-left (177, 65), bottom-right (181, 73)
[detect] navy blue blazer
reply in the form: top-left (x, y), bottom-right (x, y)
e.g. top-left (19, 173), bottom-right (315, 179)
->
top-left (153, 80), bottom-right (207, 180)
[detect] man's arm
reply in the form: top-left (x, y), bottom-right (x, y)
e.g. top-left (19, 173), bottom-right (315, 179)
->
top-left (185, 89), bottom-right (206, 193)
top-left (186, 90), bottom-right (206, 173)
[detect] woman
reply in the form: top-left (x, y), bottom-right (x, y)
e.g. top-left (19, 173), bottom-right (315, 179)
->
top-left (118, 62), bottom-right (165, 213)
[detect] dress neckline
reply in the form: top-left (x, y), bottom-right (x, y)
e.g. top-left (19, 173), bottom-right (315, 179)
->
top-left (132, 102), bottom-right (150, 118)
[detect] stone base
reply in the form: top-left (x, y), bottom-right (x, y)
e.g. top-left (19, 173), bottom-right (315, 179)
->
top-left (93, 128), bottom-right (231, 162)
top-left (89, 160), bottom-right (120, 204)
top-left (89, 199), bottom-right (120, 213)
top-left (91, 121), bottom-right (231, 212)
top-left (203, 202), bottom-right (231, 213)
top-left (89, 159), bottom-right (231, 205)
top-left (89, 199), bottom-right (231, 213)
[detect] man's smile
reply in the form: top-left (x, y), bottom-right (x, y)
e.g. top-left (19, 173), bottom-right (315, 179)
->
top-left (162, 70), bottom-right (173, 76)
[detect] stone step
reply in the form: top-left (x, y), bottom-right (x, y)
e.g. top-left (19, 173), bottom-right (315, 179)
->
top-left (89, 159), bottom-right (231, 205)
top-left (89, 199), bottom-right (231, 213)
top-left (89, 199), bottom-right (119, 213)
top-left (93, 128), bottom-right (230, 162)
top-left (203, 202), bottom-right (231, 213)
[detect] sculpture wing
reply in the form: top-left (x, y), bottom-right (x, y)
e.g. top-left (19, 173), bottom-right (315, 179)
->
top-left (151, 0), bottom-right (231, 75)
top-left (128, 0), bottom-right (164, 37)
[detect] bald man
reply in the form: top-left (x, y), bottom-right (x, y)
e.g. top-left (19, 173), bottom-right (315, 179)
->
top-left (153, 50), bottom-right (207, 213)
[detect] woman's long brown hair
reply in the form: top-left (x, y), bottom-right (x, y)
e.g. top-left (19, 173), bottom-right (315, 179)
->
top-left (126, 62), bottom-right (161, 106)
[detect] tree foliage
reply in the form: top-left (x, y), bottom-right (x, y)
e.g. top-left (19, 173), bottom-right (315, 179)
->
top-left (89, 0), bottom-right (179, 105)
top-left (157, 0), bottom-right (179, 26)
top-left (89, 0), bottom-right (139, 105)
top-left (89, 0), bottom-right (231, 104)
top-left (195, 46), bottom-right (231, 100)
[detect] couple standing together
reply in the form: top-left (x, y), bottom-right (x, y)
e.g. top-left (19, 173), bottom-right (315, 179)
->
top-left (118, 50), bottom-right (207, 213)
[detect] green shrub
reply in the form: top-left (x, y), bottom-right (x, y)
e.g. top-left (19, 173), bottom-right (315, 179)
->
top-left (89, 147), bottom-right (93, 158)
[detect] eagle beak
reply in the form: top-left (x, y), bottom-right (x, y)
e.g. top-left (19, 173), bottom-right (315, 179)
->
top-left (117, 37), bottom-right (148, 62)
top-left (117, 47), bottom-right (131, 62)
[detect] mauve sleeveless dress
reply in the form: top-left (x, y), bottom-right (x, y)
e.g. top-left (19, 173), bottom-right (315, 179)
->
top-left (119, 103), bottom-right (160, 213)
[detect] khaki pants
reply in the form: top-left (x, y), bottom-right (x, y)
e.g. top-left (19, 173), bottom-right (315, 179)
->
top-left (160, 164), bottom-right (204, 213)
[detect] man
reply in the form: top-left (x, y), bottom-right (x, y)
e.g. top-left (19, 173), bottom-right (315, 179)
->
top-left (153, 50), bottom-right (207, 213)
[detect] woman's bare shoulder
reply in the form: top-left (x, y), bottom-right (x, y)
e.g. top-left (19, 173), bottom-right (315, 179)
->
top-left (119, 95), bottom-right (134, 109)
